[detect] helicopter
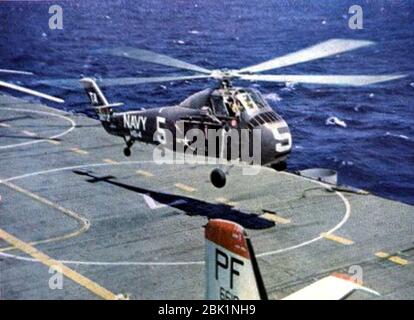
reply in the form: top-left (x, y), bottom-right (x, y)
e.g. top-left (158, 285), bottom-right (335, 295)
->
top-left (53, 39), bottom-right (405, 188)
top-left (0, 68), bottom-right (64, 103)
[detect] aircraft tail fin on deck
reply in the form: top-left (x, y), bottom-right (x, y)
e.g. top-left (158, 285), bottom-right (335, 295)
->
top-left (204, 219), bottom-right (380, 300)
top-left (205, 219), bottom-right (268, 300)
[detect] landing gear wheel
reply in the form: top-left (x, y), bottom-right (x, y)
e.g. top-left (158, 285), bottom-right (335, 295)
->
top-left (123, 147), bottom-right (131, 157)
top-left (210, 168), bottom-right (226, 188)
top-left (122, 137), bottom-right (134, 157)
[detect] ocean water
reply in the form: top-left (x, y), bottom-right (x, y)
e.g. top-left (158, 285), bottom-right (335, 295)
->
top-left (1, 0), bottom-right (413, 204)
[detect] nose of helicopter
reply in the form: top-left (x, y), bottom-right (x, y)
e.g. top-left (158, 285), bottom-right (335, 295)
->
top-left (257, 120), bottom-right (292, 165)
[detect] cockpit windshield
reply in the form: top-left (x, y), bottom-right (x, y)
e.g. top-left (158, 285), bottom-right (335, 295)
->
top-left (249, 89), bottom-right (270, 109)
top-left (235, 92), bottom-right (254, 110)
top-left (234, 89), bottom-right (270, 113)
top-left (208, 88), bottom-right (272, 118)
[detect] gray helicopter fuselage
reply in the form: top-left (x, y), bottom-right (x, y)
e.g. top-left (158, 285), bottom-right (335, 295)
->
top-left (95, 86), bottom-right (292, 166)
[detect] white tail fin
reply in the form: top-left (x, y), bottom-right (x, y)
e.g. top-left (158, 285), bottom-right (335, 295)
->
top-left (205, 219), bottom-right (380, 300)
top-left (80, 78), bottom-right (124, 123)
top-left (80, 77), bottom-right (109, 107)
top-left (205, 219), bottom-right (267, 300)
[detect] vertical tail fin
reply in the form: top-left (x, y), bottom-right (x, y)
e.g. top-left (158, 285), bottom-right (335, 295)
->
top-left (80, 78), bottom-right (124, 122)
top-left (204, 219), bottom-right (380, 300)
top-left (80, 77), bottom-right (109, 107)
top-left (205, 219), bottom-right (267, 300)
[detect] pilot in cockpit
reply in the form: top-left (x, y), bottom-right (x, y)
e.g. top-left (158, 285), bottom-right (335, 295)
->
top-left (224, 96), bottom-right (241, 118)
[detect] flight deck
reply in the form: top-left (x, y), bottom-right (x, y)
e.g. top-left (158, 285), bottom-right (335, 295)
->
top-left (0, 94), bottom-right (413, 300)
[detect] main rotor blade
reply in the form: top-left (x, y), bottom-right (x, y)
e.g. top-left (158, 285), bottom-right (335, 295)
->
top-left (0, 68), bottom-right (34, 75)
top-left (99, 47), bottom-right (212, 74)
top-left (40, 74), bottom-right (211, 89)
top-left (38, 79), bottom-right (82, 89)
top-left (240, 74), bottom-right (406, 86)
top-left (99, 74), bottom-right (211, 87)
top-left (0, 80), bottom-right (65, 103)
top-left (239, 39), bottom-right (375, 73)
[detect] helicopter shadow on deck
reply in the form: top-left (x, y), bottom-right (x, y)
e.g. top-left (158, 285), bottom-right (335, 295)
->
top-left (73, 170), bottom-right (274, 230)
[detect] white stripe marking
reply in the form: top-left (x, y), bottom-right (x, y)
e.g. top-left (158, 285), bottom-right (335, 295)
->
top-left (0, 108), bottom-right (75, 150)
top-left (22, 130), bottom-right (37, 137)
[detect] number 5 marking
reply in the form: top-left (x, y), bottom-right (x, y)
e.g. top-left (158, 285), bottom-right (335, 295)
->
top-left (156, 116), bottom-right (167, 144)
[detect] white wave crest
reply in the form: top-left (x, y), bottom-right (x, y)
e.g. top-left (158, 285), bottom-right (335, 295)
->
top-left (385, 132), bottom-right (409, 140)
top-left (326, 116), bottom-right (347, 128)
top-left (173, 40), bottom-right (186, 45)
top-left (263, 92), bottom-right (282, 102)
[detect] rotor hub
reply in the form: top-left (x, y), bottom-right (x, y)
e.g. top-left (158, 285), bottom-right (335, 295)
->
top-left (210, 69), bottom-right (240, 80)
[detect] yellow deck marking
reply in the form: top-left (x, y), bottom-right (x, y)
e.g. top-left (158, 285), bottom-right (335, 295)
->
top-left (103, 158), bottom-right (117, 164)
top-left (0, 228), bottom-right (118, 300)
top-left (0, 123), bottom-right (11, 128)
top-left (375, 252), bottom-right (409, 265)
top-left (69, 147), bottom-right (89, 155)
top-left (262, 212), bottom-right (291, 224)
top-left (321, 233), bottom-right (354, 245)
top-left (22, 130), bottom-right (37, 137)
top-left (0, 181), bottom-right (90, 252)
top-left (175, 183), bottom-right (196, 193)
top-left (136, 170), bottom-right (154, 177)
top-left (375, 251), bottom-right (390, 258)
top-left (215, 197), bottom-right (238, 207)
top-left (388, 256), bottom-right (409, 266)
top-left (48, 140), bottom-right (61, 145)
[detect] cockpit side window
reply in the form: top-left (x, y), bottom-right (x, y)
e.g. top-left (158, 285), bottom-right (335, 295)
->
top-left (211, 96), bottom-right (229, 116)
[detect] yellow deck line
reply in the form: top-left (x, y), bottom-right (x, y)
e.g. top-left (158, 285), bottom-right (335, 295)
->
top-left (0, 181), bottom-right (90, 252)
top-left (0, 228), bottom-right (118, 300)
top-left (375, 252), bottom-right (409, 265)
top-left (69, 147), bottom-right (89, 155)
top-left (375, 251), bottom-right (390, 258)
top-left (0, 123), bottom-right (11, 128)
top-left (103, 158), bottom-right (117, 164)
top-left (321, 233), bottom-right (354, 245)
top-left (388, 256), bottom-right (409, 266)
top-left (174, 183), bottom-right (196, 192)
top-left (136, 170), bottom-right (154, 177)
top-left (22, 130), bottom-right (37, 137)
top-left (262, 212), bottom-right (291, 224)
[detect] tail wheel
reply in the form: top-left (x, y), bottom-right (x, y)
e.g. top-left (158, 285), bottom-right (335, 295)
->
top-left (123, 147), bottom-right (131, 157)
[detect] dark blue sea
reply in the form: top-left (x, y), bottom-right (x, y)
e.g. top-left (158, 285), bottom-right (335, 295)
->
top-left (1, 0), bottom-right (413, 204)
